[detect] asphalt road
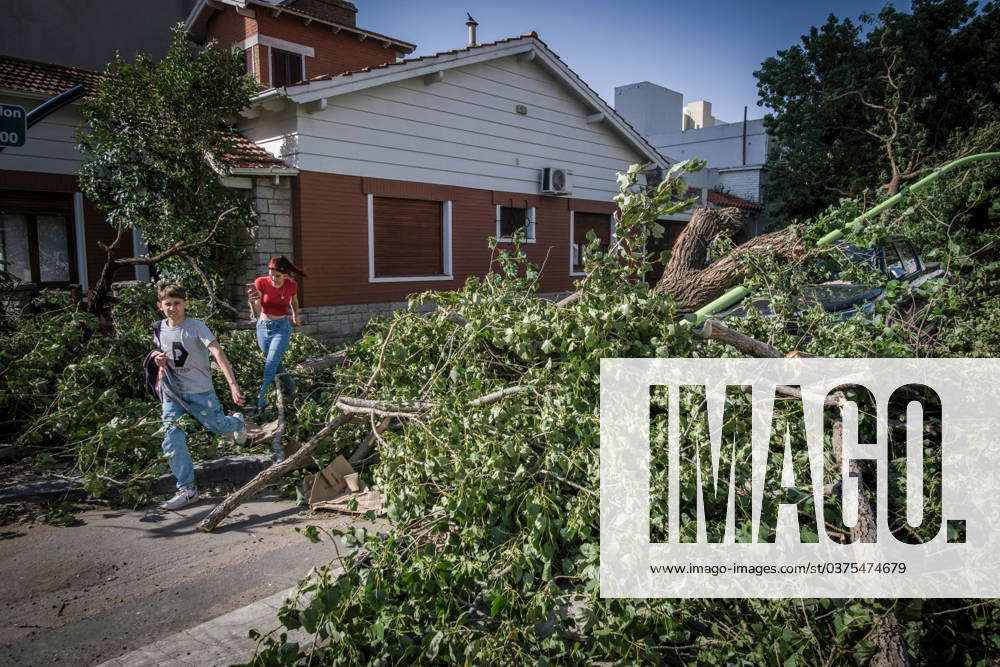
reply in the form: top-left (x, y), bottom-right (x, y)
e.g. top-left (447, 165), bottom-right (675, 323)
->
top-left (0, 493), bottom-right (361, 666)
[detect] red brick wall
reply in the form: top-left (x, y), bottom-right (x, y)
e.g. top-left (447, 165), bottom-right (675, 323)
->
top-left (206, 6), bottom-right (399, 85)
top-left (0, 170), bottom-right (135, 284)
top-left (294, 171), bottom-right (620, 307)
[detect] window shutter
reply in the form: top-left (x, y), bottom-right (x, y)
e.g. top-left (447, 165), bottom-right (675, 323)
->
top-left (373, 197), bottom-right (443, 277)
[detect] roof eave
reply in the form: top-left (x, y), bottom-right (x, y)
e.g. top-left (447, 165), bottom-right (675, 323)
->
top-left (228, 166), bottom-right (299, 175)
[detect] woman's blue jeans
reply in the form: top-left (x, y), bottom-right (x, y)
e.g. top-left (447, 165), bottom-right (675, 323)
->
top-left (256, 316), bottom-right (295, 409)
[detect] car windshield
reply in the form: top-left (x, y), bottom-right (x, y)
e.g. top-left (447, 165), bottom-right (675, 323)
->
top-left (827, 243), bottom-right (884, 280)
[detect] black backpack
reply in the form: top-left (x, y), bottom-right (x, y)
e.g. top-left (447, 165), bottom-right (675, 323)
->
top-left (143, 321), bottom-right (164, 401)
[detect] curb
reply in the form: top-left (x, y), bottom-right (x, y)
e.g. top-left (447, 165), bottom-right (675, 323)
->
top-left (95, 584), bottom-right (311, 666)
top-left (0, 454), bottom-right (274, 503)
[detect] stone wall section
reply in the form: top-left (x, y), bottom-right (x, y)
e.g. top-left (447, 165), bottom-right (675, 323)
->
top-left (227, 175), bottom-right (295, 307)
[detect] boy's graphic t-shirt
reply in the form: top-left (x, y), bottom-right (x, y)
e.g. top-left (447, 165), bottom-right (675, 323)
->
top-left (155, 317), bottom-right (216, 394)
top-left (254, 276), bottom-right (297, 317)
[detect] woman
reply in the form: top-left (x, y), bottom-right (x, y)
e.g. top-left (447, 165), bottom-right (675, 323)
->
top-left (248, 256), bottom-right (305, 415)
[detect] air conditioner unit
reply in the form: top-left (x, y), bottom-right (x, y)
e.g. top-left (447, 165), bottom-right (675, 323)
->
top-left (540, 167), bottom-right (572, 195)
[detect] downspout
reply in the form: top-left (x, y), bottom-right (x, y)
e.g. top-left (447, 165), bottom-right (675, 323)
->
top-left (742, 106), bottom-right (747, 167)
top-left (685, 151), bottom-right (1000, 326)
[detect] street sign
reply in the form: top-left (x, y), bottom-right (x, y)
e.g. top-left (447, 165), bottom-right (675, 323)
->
top-left (0, 103), bottom-right (27, 147)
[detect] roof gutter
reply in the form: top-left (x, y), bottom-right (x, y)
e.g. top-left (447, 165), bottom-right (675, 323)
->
top-left (228, 167), bottom-right (299, 176)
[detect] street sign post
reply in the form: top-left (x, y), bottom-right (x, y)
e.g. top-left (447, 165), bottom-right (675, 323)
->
top-left (0, 103), bottom-right (27, 147)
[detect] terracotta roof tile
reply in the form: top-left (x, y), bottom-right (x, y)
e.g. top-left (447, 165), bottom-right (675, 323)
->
top-left (222, 133), bottom-right (289, 169)
top-left (707, 189), bottom-right (763, 211)
top-left (0, 55), bottom-right (102, 97)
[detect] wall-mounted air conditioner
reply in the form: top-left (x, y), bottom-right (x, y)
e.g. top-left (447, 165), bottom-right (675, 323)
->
top-left (540, 167), bottom-right (572, 195)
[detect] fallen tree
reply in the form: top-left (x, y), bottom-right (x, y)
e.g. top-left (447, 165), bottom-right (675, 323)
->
top-left (209, 159), bottom-right (1000, 664)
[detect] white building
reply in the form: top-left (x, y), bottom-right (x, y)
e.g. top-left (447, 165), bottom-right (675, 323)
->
top-left (614, 81), bottom-right (768, 209)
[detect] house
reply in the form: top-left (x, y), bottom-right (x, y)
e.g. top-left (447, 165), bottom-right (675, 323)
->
top-left (3, 0), bottom-right (676, 343)
top-left (614, 81), bottom-right (768, 235)
top-left (0, 55), bottom-right (295, 293)
top-left (0, 1), bottom-right (198, 291)
top-left (0, 56), bottom-right (141, 290)
top-left (186, 0), bottom-right (673, 342)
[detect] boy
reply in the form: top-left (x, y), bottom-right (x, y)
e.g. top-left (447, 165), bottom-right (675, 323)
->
top-left (153, 284), bottom-right (248, 510)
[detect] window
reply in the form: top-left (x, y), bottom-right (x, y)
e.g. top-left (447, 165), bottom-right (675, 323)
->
top-left (368, 195), bottom-right (453, 282)
top-left (570, 212), bottom-right (612, 274)
top-left (496, 205), bottom-right (535, 242)
top-left (0, 212), bottom-right (75, 285)
top-left (270, 48), bottom-right (303, 88)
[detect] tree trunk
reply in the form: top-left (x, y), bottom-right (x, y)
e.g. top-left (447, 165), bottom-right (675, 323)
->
top-left (653, 207), bottom-right (806, 311)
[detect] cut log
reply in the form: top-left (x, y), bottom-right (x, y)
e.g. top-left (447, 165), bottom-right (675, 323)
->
top-left (653, 207), bottom-right (807, 311)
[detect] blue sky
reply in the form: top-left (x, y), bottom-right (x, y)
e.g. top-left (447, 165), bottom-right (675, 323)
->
top-left (355, 0), bottom-right (911, 123)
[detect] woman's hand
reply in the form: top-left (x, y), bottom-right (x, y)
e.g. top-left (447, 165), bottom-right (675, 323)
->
top-left (246, 286), bottom-right (261, 305)
top-left (292, 313), bottom-right (301, 326)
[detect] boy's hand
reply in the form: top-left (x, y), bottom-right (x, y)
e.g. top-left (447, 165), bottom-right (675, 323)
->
top-left (230, 384), bottom-right (246, 406)
top-left (154, 351), bottom-right (169, 368)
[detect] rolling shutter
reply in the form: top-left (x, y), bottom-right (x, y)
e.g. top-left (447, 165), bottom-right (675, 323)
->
top-left (373, 197), bottom-right (443, 277)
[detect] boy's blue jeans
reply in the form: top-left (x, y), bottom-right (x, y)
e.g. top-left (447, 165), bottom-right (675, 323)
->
top-left (256, 316), bottom-right (295, 410)
top-left (161, 390), bottom-right (244, 489)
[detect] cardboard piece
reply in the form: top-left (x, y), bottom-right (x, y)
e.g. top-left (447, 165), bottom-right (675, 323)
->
top-left (311, 490), bottom-right (386, 516)
top-left (304, 455), bottom-right (354, 505)
top-left (302, 456), bottom-right (385, 515)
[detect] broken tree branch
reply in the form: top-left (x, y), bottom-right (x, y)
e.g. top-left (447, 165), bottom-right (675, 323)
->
top-left (696, 318), bottom-right (784, 358)
top-left (349, 415), bottom-right (392, 464)
top-left (293, 350), bottom-right (348, 373)
top-left (179, 252), bottom-right (242, 318)
top-left (197, 414), bottom-right (353, 532)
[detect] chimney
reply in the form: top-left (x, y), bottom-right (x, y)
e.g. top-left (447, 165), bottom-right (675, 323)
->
top-left (466, 13), bottom-right (478, 47)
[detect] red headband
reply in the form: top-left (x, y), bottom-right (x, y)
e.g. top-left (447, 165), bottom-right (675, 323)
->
top-left (268, 259), bottom-right (282, 270)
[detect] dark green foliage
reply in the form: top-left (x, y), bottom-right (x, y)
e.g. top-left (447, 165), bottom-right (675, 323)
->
top-left (0, 283), bottom-right (332, 501)
top-left (756, 0), bottom-right (1000, 221)
top-left (77, 25), bottom-right (260, 299)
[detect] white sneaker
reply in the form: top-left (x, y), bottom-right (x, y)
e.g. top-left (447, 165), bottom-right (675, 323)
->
top-left (231, 413), bottom-right (248, 446)
top-left (162, 486), bottom-right (198, 510)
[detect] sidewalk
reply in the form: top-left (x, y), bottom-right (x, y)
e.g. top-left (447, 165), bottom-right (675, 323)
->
top-left (96, 584), bottom-right (314, 666)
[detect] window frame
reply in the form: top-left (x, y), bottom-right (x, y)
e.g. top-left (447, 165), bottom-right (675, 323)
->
top-left (270, 47), bottom-right (305, 88)
top-left (495, 204), bottom-right (536, 243)
top-left (569, 210), bottom-right (617, 276)
top-left (367, 194), bottom-right (453, 283)
top-left (0, 208), bottom-right (78, 287)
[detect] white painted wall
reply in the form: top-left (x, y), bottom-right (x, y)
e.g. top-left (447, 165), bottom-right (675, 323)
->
top-left (648, 119), bottom-right (768, 169)
top-left (248, 55), bottom-right (646, 202)
top-left (614, 82), bottom-right (682, 138)
top-left (0, 93), bottom-right (85, 176)
top-left (718, 168), bottom-right (763, 203)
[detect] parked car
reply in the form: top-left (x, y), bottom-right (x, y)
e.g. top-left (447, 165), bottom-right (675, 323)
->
top-left (718, 238), bottom-right (947, 321)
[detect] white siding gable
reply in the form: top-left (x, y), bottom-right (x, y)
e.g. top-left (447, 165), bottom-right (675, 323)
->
top-left (255, 56), bottom-right (646, 201)
top-left (0, 94), bottom-right (84, 176)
